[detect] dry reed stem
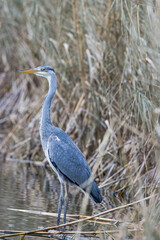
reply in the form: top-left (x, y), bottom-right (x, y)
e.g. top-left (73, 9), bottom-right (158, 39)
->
top-left (8, 208), bottom-right (118, 224)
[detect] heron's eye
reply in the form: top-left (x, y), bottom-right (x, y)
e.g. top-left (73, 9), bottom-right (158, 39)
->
top-left (41, 68), bottom-right (45, 71)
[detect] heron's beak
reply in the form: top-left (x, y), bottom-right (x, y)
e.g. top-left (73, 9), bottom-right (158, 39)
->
top-left (19, 68), bottom-right (39, 73)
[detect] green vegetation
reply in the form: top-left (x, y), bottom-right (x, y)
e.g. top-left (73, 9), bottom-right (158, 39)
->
top-left (0, 0), bottom-right (160, 239)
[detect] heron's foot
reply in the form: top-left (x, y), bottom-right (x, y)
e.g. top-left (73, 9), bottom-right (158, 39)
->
top-left (55, 226), bottom-right (73, 231)
top-left (38, 226), bottom-right (65, 233)
top-left (48, 229), bottom-right (59, 233)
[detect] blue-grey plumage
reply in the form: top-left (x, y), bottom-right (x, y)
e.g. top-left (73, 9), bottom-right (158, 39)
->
top-left (19, 65), bottom-right (102, 225)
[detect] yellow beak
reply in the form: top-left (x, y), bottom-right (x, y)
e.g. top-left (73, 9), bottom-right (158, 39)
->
top-left (19, 68), bottom-right (39, 73)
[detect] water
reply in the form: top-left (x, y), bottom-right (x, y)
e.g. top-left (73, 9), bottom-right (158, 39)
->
top-left (0, 160), bottom-right (94, 239)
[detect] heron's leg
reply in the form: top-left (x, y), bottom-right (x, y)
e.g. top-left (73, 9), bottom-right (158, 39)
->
top-left (63, 183), bottom-right (68, 224)
top-left (57, 181), bottom-right (64, 225)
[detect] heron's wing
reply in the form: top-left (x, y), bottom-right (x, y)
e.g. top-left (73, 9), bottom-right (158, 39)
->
top-left (47, 135), bottom-right (91, 186)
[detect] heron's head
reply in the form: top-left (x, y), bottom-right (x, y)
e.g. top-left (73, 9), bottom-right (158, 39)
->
top-left (19, 65), bottom-right (55, 79)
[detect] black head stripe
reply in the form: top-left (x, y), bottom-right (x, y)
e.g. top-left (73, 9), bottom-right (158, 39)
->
top-left (40, 65), bottom-right (55, 73)
top-left (48, 67), bottom-right (55, 72)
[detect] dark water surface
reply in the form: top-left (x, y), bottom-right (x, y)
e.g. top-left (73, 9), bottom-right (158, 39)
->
top-left (0, 160), bottom-right (95, 239)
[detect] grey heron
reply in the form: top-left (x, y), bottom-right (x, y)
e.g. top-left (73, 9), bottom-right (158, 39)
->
top-left (19, 65), bottom-right (102, 225)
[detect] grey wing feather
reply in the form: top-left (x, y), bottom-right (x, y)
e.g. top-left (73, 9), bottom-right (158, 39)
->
top-left (47, 135), bottom-right (91, 186)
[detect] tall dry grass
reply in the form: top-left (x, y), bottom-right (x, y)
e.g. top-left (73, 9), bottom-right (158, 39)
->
top-left (0, 0), bottom-right (160, 239)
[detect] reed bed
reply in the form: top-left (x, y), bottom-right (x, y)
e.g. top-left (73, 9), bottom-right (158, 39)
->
top-left (0, 0), bottom-right (160, 239)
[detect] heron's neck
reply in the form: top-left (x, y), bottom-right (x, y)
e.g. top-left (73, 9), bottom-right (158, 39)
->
top-left (40, 74), bottom-right (57, 133)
